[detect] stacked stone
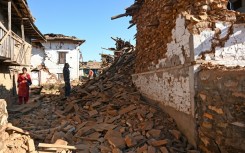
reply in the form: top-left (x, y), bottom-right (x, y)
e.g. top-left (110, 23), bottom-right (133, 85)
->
top-left (123, 0), bottom-right (244, 73)
top-left (0, 99), bottom-right (36, 153)
top-left (196, 65), bottom-right (245, 153)
top-left (131, 0), bottom-right (193, 73)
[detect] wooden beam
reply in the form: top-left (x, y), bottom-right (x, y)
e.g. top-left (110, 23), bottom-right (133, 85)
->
top-left (0, 22), bottom-right (8, 32)
top-left (11, 0), bottom-right (22, 18)
top-left (0, 30), bottom-right (10, 45)
top-left (128, 23), bottom-right (136, 29)
top-left (38, 143), bottom-right (76, 150)
top-left (111, 13), bottom-right (129, 20)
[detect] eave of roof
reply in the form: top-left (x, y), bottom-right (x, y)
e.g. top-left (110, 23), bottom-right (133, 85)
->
top-left (0, 0), bottom-right (46, 41)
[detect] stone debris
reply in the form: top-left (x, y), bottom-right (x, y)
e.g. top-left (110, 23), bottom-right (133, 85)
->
top-left (8, 51), bottom-right (199, 152)
top-left (0, 123), bottom-right (36, 153)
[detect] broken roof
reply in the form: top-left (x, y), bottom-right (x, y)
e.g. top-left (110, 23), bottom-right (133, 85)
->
top-left (44, 33), bottom-right (85, 45)
top-left (80, 61), bottom-right (102, 69)
top-left (0, 0), bottom-right (46, 40)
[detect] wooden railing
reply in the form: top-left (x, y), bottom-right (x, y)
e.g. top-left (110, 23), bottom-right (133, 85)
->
top-left (0, 24), bottom-right (31, 66)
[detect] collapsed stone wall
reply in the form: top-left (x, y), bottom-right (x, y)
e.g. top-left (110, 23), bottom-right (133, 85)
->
top-left (131, 0), bottom-right (245, 73)
top-left (196, 66), bottom-right (245, 152)
top-left (120, 0), bottom-right (245, 151)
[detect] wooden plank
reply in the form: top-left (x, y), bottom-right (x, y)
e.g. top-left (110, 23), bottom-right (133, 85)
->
top-left (0, 31), bottom-right (10, 45)
top-left (38, 143), bottom-right (76, 150)
top-left (111, 13), bottom-right (129, 20)
top-left (37, 151), bottom-right (56, 153)
top-left (0, 22), bottom-right (8, 32)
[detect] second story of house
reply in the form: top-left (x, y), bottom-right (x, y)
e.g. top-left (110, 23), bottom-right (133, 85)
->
top-left (31, 34), bottom-right (85, 81)
top-left (0, 0), bottom-right (45, 66)
top-left (31, 33), bottom-right (85, 68)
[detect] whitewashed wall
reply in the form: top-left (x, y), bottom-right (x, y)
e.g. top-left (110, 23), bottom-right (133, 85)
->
top-left (133, 15), bottom-right (193, 115)
top-left (31, 41), bottom-right (80, 84)
top-left (31, 47), bottom-right (45, 68)
top-left (194, 23), bottom-right (245, 67)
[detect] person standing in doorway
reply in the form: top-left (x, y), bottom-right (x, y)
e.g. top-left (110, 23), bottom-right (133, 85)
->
top-left (63, 63), bottom-right (71, 97)
top-left (17, 67), bottom-right (32, 105)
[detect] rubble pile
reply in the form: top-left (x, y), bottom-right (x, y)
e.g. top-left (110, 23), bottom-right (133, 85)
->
top-left (0, 99), bottom-right (36, 153)
top-left (9, 51), bottom-right (199, 152)
top-left (101, 53), bottom-right (114, 70)
top-left (0, 123), bottom-right (36, 153)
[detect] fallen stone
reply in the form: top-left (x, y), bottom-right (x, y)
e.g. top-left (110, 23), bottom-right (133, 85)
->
top-left (108, 137), bottom-right (126, 149)
top-left (112, 148), bottom-right (123, 153)
top-left (137, 144), bottom-right (148, 153)
top-left (105, 130), bottom-right (126, 149)
top-left (27, 139), bottom-right (35, 152)
top-left (148, 146), bottom-right (156, 153)
top-left (119, 105), bottom-right (136, 115)
top-left (169, 130), bottom-right (181, 140)
top-left (151, 139), bottom-right (169, 147)
top-left (147, 129), bottom-right (161, 138)
top-left (88, 110), bottom-right (98, 117)
top-left (125, 135), bottom-right (137, 147)
top-left (160, 147), bottom-right (169, 153)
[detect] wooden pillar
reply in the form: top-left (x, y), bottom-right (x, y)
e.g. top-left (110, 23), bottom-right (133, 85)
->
top-left (8, 1), bottom-right (11, 31)
top-left (21, 19), bottom-right (25, 41)
top-left (8, 0), bottom-right (13, 60)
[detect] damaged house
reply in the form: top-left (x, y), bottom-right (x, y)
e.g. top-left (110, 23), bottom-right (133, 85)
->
top-left (79, 61), bottom-right (101, 78)
top-left (114, 0), bottom-right (245, 152)
top-left (31, 34), bottom-right (85, 85)
top-left (0, 0), bottom-right (45, 105)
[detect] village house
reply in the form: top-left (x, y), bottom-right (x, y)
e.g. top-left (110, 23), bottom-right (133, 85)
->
top-left (0, 0), bottom-right (45, 105)
top-left (115, 0), bottom-right (245, 152)
top-left (79, 61), bottom-right (101, 79)
top-left (31, 34), bottom-right (85, 85)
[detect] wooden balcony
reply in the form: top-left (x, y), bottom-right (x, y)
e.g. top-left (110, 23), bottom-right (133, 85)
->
top-left (0, 25), bottom-right (31, 66)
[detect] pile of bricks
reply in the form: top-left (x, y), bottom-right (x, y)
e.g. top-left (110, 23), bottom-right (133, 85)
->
top-left (0, 100), bottom-right (36, 153)
top-left (9, 52), bottom-right (199, 152)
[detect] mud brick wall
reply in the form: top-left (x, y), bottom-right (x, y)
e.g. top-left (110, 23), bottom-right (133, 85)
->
top-left (132, 0), bottom-right (244, 73)
top-left (130, 0), bottom-right (245, 150)
top-left (0, 99), bottom-right (8, 126)
top-left (0, 65), bottom-right (18, 106)
top-left (133, 0), bottom-right (192, 73)
top-left (196, 66), bottom-right (245, 153)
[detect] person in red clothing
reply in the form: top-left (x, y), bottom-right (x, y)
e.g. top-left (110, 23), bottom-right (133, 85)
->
top-left (17, 67), bottom-right (32, 104)
top-left (88, 69), bottom-right (94, 79)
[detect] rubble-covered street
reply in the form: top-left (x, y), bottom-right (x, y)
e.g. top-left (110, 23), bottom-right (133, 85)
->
top-left (5, 51), bottom-right (199, 153)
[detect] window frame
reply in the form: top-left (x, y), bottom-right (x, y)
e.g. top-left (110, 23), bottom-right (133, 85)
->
top-left (58, 52), bottom-right (67, 64)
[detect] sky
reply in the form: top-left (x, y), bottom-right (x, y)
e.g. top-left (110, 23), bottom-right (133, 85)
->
top-left (28, 0), bottom-right (136, 62)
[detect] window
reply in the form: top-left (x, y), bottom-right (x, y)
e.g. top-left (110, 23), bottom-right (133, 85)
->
top-left (57, 73), bottom-right (64, 81)
top-left (58, 52), bottom-right (66, 64)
